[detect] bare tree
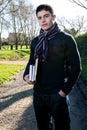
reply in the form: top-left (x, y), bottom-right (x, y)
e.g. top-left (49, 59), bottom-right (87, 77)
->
top-left (0, 0), bottom-right (12, 49)
top-left (69, 0), bottom-right (87, 10)
top-left (0, 0), bottom-right (38, 49)
top-left (57, 16), bottom-right (87, 36)
top-left (16, 1), bottom-right (38, 48)
top-left (8, 1), bottom-right (19, 49)
top-left (0, 0), bottom-right (12, 14)
top-left (26, 4), bottom-right (39, 40)
top-left (0, 18), bottom-right (3, 49)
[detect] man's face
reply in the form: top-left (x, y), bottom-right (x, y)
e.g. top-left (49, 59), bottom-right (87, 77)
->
top-left (37, 10), bottom-right (55, 31)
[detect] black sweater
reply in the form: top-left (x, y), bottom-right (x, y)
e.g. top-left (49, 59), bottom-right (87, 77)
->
top-left (23, 32), bottom-right (82, 95)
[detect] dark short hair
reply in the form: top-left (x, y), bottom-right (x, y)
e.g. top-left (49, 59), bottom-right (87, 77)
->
top-left (36, 4), bottom-right (54, 15)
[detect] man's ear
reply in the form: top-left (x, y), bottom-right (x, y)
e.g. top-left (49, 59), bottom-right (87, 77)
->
top-left (53, 15), bottom-right (56, 20)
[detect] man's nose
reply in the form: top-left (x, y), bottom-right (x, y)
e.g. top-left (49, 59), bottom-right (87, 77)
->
top-left (41, 17), bottom-right (45, 22)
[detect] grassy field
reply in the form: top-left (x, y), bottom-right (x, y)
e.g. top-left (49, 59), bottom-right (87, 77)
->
top-left (0, 49), bottom-right (30, 61)
top-left (0, 47), bottom-right (30, 85)
top-left (0, 64), bottom-right (25, 85)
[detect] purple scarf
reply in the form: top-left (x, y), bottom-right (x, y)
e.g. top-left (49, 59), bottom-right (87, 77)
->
top-left (34, 22), bottom-right (61, 62)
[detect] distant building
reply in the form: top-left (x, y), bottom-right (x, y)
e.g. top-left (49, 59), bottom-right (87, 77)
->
top-left (8, 33), bottom-right (26, 45)
top-left (1, 38), bottom-right (8, 45)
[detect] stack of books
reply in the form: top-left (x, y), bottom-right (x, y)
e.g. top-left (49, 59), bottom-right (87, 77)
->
top-left (29, 58), bottom-right (38, 82)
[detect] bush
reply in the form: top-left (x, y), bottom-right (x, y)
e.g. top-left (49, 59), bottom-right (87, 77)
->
top-left (75, 32), bottom-right (87, 82)
top-left (75, 32), bottom-right (87, 58)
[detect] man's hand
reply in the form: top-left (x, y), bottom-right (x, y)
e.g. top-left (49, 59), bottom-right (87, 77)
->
top-left (58, 90), bottom-right (66, 97)
top-left (24, 74), bottom-right (35, 85)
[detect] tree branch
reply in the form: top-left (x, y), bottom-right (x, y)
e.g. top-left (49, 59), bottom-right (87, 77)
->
top-left (0, 0), bottom-right (12, 14)
top-left (69, 0), bottom-right (87, 10)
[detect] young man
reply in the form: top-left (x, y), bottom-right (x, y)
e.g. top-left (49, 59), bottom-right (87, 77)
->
top-left (23, 4), bottom-right (82, 130)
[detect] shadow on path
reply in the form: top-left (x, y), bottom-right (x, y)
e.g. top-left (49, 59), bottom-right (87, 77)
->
top-left (14, 103), bottom-right (38, 130)
top-left (69, 77), bottom-right (87, 130)
top-left (0, 88), bottom-right (33, 111)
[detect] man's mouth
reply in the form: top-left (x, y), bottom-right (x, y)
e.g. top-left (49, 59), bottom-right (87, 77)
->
top-left (42, 24), bottom-right (47, 27)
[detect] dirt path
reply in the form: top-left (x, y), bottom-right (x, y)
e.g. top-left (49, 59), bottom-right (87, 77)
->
top-left (0, 60), bottom-right (87, 130)
top-left (0, 68), bottom-right (38, 130)
top-left (0, 60), bottom-right (28, 65)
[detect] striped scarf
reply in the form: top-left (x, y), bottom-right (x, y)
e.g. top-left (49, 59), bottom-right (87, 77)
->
top-left (34, 22), bottom-right (61, 62)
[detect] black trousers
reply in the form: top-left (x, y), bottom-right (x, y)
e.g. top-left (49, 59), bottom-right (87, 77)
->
top-left (33, 93), bottom-right (70, 130)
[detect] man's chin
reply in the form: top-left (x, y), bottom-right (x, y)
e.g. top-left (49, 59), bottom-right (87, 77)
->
top-left (42, 27), bottom-right (49, 31)
top-left (42, 27), bottom-right (51, 32)
top-left (42, 25), bottom-right (54, 31)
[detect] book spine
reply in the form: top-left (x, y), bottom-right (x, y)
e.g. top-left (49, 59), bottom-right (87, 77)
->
top-left (29, 65), bottom-right (33, 81)
top-left (29, 58), bottom-right (38, 82)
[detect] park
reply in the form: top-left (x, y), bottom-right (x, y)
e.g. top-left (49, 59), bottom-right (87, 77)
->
top-left (0, 0), bottom-right (87, 130)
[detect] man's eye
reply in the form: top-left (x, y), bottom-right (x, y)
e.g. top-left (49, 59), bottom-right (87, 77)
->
top-left (45, 15), bottom-right (49, 17)
top-left (38, 17), bottom-right (41, 20)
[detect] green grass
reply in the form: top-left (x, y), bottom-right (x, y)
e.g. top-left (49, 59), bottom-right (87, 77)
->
top-left (0, 49), bottom-right (30, 61)
top-left (0, 64), bottom-right (25, 85)
top-left (0, 48), bottom-right (30, 85)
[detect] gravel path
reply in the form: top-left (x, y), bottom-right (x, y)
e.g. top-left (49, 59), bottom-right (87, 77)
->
top-left (0, 61), bottom-right (87, 130)
top-left (0, 68), bottom-right (38, 130)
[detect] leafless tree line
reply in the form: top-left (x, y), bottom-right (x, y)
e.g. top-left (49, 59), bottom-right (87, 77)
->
top-left (57, 16), bottom-right (87, 37)
top-left (0, 0), bottom-right (39, 49)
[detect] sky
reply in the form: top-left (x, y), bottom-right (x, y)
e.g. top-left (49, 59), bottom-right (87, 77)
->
top-left (1, 0), bottom-right (87, 38)
top-left (30, 0), bottom-right (87, 18)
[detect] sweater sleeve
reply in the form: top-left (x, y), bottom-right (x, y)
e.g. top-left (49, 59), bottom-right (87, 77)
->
top-left (23, 39), bottom-right (35, 79)
top-left (62, 35), bottom-right (82, 95)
